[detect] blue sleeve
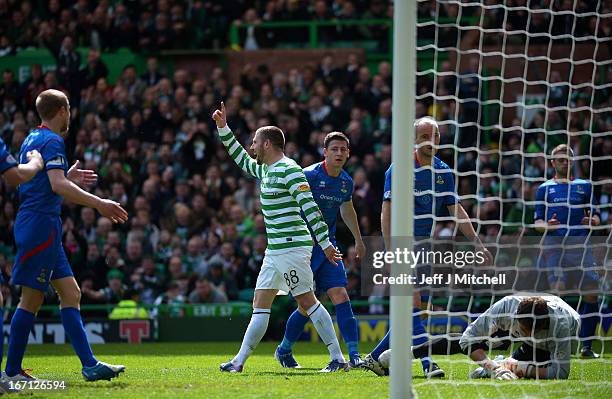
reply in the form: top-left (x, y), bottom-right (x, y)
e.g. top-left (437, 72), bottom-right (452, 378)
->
top-left (586, 183), bottom-right (599, 217)
top-left (383, 165), bottom-right (392, 201)
top-left (442, 171), bottom-right (458, 206)
top-left (41, 137), bottom-right (67, 171)
top-left (0, 139), bottom-right (17, 174)
top-left (534, 185), bottom-right (546, 221)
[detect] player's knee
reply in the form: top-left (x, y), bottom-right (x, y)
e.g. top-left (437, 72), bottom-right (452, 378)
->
top-left (295, 291), bottom-right (317, 310)
top-left (19, 289), bottom-right (45, 312)
top-left (327, 288), bottom-right (349, 305)
top-left (59, 286), bottom-right (81, 306)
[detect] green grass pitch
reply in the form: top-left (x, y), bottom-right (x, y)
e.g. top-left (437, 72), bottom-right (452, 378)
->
top-left (14, 342), bottom-right (612, 399)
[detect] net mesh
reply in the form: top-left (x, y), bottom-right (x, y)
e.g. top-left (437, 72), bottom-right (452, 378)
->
top-left (404, 0), bottom-right (612, 396)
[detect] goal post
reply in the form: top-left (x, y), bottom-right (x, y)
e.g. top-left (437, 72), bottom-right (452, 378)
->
top-left (390, 1), bottom-right (416, 398)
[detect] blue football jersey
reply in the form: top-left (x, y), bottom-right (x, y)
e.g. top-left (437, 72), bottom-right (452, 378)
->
top-left (383, 156), bottom-right (458, 236)
top-left (0, 137), bottom-right (18, 174)
top-left (18, 126), bottom-right (68, 215)
top-left (304, 161), bottom-right (354, 241)
top-left (534, 178), bottom-right (597, 237)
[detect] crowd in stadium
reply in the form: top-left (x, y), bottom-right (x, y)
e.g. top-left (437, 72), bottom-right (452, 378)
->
top-left (0, 0), bottom-right (608, 54)
top-left (0, 0), bottom-right (610, 316)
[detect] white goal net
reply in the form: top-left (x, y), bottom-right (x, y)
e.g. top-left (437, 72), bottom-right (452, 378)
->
top-left (386, 1), bottom-right (612, 397)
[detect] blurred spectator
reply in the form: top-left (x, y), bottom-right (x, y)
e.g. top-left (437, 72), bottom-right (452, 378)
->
top-left (205, 260), bottom-right (239, 301)
top-left (153, 281), bottom-right (186, 317)
top-left (82, 270), bottom-right (127, 304)
top-left (188, 278), bottom-right (228, 304)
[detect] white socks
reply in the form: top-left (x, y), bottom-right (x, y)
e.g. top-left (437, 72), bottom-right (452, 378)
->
top-left (307, 302), bottom-right (345, 362)
top-left (232, 308), bottom-right (271, 366)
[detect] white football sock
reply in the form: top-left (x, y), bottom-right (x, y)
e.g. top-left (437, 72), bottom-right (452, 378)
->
top-left (232, 308), bottom-right (271, 366)
top-left (307, 302), bottom-right (345, 362)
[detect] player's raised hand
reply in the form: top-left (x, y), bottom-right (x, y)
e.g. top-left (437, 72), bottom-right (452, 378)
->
top-left (26, 150), bottom-right (43, 171)
top-left (324, 244), bottom-right (343, 266)
top-left (212, 101), bottom-right (227, 129)
top-left (97, 199), bottom-right (128, 224)
top-left (68, 160), bottom-right (98, 188)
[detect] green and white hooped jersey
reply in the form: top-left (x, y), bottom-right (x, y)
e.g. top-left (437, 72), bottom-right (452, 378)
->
top-left (217, 126), bottom-right (331, 253)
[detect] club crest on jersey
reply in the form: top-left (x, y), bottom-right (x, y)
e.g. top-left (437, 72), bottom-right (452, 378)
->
top-left (37, 268), bottom-right (48, 284)
top-left (341, 180), bottom-right (348, 193)
top-left (436, 175), bottom-right (444, 185)
top-left (297, 184), bottom-right (309, 192)
top-left (576, 185), bottom-right (584, 194)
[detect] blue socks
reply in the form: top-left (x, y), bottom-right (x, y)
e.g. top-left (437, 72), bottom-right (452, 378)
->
top-left (579, 301), bottom-right (599, 348)
top-left (370, 330), bottom-right (390, 361)
top-left (6, 308), bottom-right (35, 377)
top-left (370, 308), bottom-right (431, 371)
top-left (279, 309), bottom-right (309, 354)
top-left (335, 301), bottom-right (359, 359)
top-left (280, 301), bottom-right (360, 358)
top-left (61, 307), bottom-right (97, 368)
top-left (412, 309), bottom-right (431, 370)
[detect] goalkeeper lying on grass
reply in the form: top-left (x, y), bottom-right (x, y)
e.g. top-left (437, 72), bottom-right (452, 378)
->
top-left (376, 294), bottom-right (580, 380)
top-left (461, 294), bottom-right (580, 380)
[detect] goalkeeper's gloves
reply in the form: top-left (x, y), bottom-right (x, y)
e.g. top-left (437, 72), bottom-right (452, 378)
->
top-left (494, 367), bottom-right (519, 380)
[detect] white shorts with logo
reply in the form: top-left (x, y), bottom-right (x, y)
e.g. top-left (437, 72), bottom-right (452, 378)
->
top-left (255, 247), bottom-right (314, 296)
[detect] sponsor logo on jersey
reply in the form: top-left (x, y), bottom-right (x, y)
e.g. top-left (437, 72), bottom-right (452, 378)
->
top-left (6, 154), bottom-right (16, 163)
top-left (549, 188), bottom-right (556, 194)
top-left (320, 194), bottom-right (343, 202)
top-left (319, 181), bottom-right (326, 187)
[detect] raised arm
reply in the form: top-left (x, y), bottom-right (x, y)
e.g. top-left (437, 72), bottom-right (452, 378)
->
top-left (212, 102), bottom-right (263, 179)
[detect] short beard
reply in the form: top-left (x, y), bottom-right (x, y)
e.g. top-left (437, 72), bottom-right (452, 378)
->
top-left (556, 167), bottom-right (569, 178)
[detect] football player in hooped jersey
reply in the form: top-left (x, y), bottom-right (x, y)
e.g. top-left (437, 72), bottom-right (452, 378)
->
top-left (6, 89), bottom-right (128, 383)
top-left (275, 132), bottom-right (367, 369)
top-left (534, 144), bottom-right (601, 359)
top-left (363, 117), bottom-right (493, 378)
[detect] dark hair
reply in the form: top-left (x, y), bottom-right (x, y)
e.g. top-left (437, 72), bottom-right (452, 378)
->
top-left (516, 296), bottom-right (549, 332)
top-left (256, 126), bottom-right (285, 150)
top-left (35, 89), bottom-right (69, 120)
top-left (324, 131), bottom-right (350, 148)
